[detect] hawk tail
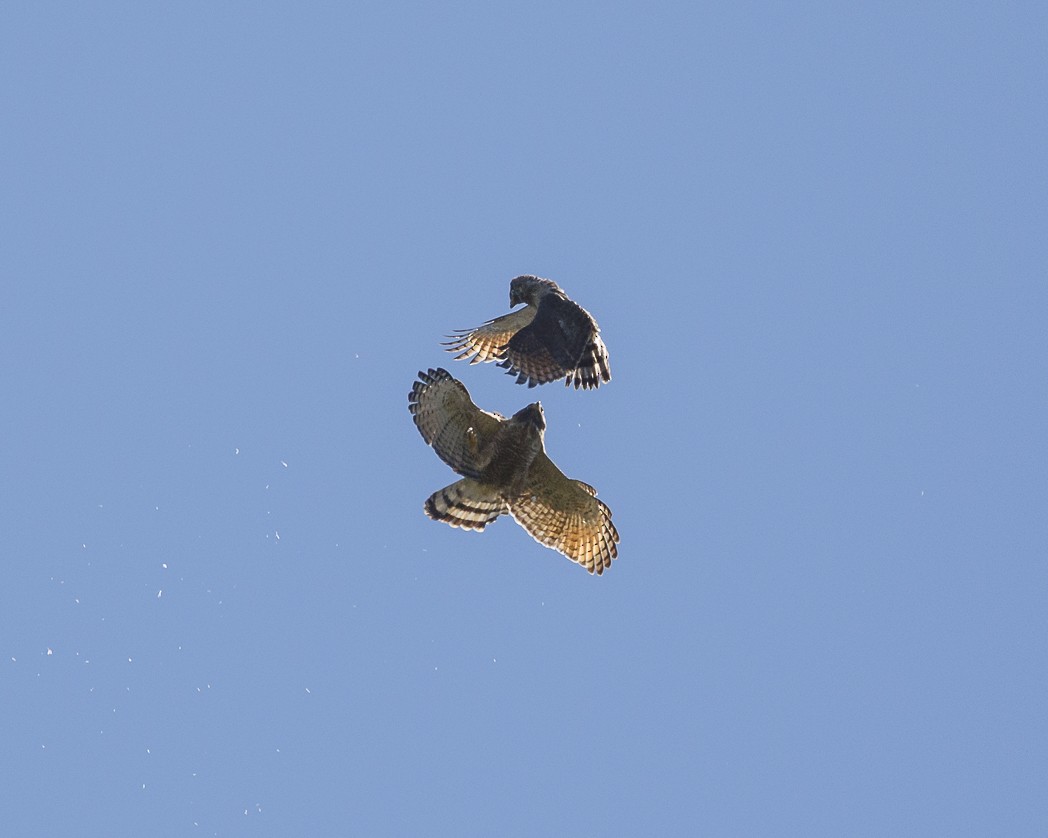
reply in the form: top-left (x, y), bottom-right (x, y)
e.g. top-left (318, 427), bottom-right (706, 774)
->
top-left (424, 479), bottom-right (506, 532)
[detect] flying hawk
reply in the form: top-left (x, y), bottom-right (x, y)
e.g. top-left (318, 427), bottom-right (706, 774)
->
top-left (443, 275), bottom-right (611, 389)
top-left (408, 368), bottom-right (619, 574)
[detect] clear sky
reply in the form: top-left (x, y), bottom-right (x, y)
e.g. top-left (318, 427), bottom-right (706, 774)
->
top-left (3, 3), bottom-right (1046, 836)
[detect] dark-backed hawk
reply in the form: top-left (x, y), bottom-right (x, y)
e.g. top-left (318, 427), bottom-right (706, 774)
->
top-left (443, 275), bottom-right (611, 390)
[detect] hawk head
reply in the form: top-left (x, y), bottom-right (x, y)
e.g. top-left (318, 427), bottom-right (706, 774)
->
top-left (510, 401), bottom-right (545, 433)
top-left (509, 275), bottom-right (560, 308)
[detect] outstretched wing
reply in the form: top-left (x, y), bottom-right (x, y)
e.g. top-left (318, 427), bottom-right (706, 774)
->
top-left (509, 452), bottom-right (619, 574)
top-left (443, 306), bottom-right (537, 365)
top-left (408, 368), bottom-right (503, 478)
top-left (500, 294), bottom-right (611, 389)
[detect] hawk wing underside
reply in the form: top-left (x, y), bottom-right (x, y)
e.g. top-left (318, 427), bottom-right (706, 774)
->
top-left (409, 369), bottom-right (503, 478)
top-left (509, 453), bottom-right (619, 574)
top-left (443, 306), bottom-right (537, 365)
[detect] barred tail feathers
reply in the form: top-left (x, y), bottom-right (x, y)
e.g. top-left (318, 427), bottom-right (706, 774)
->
top-left (424, 479), bottom-right (506, 531)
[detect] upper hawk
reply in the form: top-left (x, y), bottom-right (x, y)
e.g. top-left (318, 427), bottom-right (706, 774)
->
top-left (408, 368), bottom-right (619, 574)
top-left (443, 275), bottom-right (611, 390)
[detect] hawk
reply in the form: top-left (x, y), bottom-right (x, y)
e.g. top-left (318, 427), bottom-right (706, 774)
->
top-left (408, 368), bottom-right (619, 574)
top-left (443, 275), bottom-right (611, 389)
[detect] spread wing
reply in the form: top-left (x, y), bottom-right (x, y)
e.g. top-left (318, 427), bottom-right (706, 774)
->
top-left (443, 306), bottom-right (537, 365)
top-left (509, 452), bottom-right (619, 574)
top-left (408, 368), bottom-right (503, 478)
top-left (500, 295), bottom-right (611, 389)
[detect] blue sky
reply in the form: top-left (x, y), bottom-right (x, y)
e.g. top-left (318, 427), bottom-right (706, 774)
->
top-left (3, 3), bottom-right (1046, 835)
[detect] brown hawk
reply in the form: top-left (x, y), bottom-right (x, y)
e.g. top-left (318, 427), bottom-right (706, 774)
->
top-left (408, 368), bottom-right (619, 574)
top-left (443, 275), bottom-right (612, 389)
